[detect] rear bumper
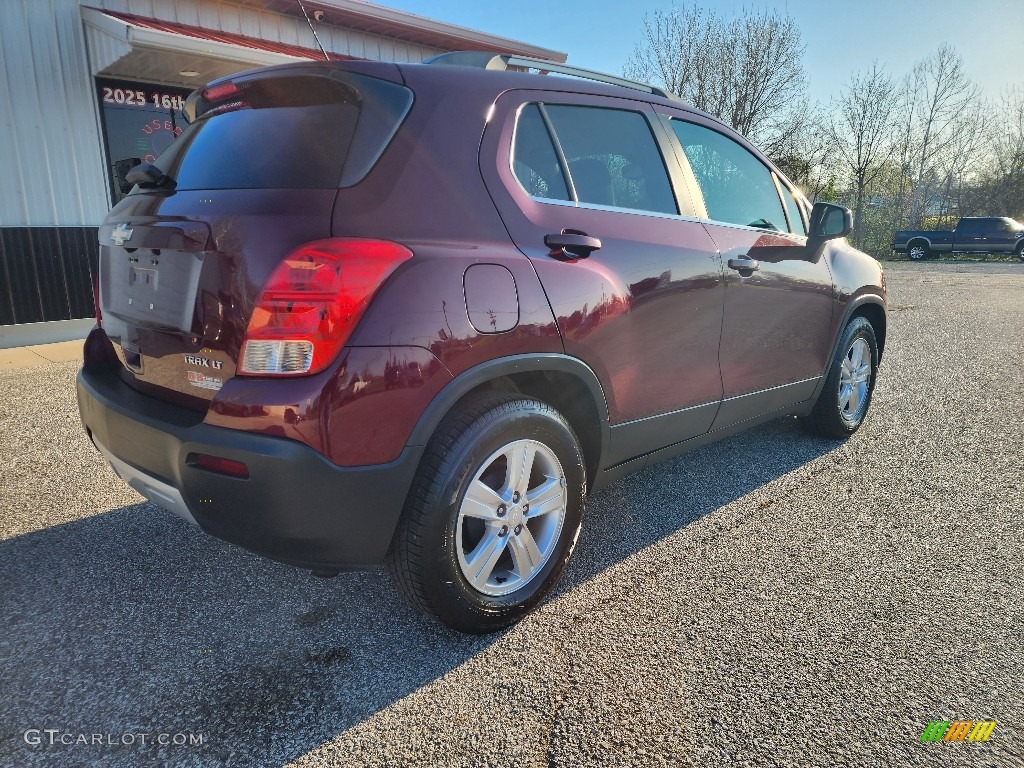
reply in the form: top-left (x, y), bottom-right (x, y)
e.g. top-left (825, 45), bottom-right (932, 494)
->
top-left (76, 362), bottom-right (422, 570)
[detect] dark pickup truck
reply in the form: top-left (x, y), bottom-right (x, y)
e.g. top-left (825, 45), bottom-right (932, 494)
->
top-left (893, 217), bottom-right (1024, 261)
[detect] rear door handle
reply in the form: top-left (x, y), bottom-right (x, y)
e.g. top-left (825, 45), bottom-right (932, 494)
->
top-left (544, 231), bottom-right (601, 260)
top-left (728, 256), bottom-right (760, 273)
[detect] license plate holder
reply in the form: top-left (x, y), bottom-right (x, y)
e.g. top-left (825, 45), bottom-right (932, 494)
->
top-left (106, 251), bottom-right (204, 333)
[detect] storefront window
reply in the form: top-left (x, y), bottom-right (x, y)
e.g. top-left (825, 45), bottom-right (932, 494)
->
top-left (96, 78), bottom-right (192, 203)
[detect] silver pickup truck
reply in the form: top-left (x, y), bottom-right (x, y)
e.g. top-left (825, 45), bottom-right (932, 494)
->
top-left (892, 217), bottom-right (1024, 261)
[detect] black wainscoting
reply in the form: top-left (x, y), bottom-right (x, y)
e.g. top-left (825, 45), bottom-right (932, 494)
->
top-left (0, 227), bottom-right (99, 325)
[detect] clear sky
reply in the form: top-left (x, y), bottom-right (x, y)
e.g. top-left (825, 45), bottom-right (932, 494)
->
top-left (380, 0), bottom-right (1020, 105)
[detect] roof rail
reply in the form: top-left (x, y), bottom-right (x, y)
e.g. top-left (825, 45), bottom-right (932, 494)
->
top-left (423, 51), bottom-right (681, 102)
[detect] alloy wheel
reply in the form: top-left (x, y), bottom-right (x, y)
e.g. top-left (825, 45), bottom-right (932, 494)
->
top-left (456, 439), bottom-right (567, 597)
top-left (838, 337), bottom-right (872, 426)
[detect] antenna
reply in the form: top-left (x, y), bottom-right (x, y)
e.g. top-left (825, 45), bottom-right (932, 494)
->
top-left (296, 0), bottom-right (330, 62)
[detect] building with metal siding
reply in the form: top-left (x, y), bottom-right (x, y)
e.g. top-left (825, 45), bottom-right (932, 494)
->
top-left (0, 0), bottom-right (563, 338)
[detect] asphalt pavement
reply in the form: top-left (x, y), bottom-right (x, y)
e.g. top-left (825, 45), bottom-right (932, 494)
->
top-left (0, 262), bottom-right (1021, 767)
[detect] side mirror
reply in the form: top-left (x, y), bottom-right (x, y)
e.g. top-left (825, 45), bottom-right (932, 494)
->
top-left (809, 202), bottom-right (853, 240)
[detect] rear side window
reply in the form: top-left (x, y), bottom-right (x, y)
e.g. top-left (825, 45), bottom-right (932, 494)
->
top-left (517, 104), bottom-right (676, 215)
top-left (155, 73), bottom-right (411, 190)
top-left (671, 119), bottom-right (787, 231)
top-left (511, 105), bottom-right (571, 201)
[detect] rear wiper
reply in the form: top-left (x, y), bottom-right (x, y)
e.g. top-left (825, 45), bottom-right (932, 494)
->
top-left (125, 163), bottom-right (176, 190)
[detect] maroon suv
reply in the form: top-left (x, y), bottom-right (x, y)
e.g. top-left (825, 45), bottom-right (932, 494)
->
top-left (77, 53), bottom-right (887, 633)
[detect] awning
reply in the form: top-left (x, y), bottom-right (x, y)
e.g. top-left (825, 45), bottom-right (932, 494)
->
top-left (81, 6), bottom-right (350, 89)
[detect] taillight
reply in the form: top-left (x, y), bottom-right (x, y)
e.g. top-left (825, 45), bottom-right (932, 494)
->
top-left (239, 238), bottom-right (412, 376)
top-left (202, 81), bottom-right (240, 102)
top-left (200, 81), bottom-right (248, 117)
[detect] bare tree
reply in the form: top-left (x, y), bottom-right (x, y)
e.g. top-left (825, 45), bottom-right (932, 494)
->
top-left (771, 105), bottom-right (840, 200)
top-left (982, 87), bottom-right (1024, 217)
top-left (625, 4), bottom-right (807, 156)
top-left (624, 14), bottom-right (1011, 256)
top-left (903, 45), bottom-right (981, 226)
top-left (829, 64), bottom-right (899, 249)
top-left (933, 100), bottom-right (987, 226)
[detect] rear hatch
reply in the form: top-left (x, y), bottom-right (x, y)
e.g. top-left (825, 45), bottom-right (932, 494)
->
top-left (97, 63), bottom-right (412, 410)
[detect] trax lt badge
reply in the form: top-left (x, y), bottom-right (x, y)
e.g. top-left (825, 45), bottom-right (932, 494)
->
top-left (111, 223), bottom-right (134, 246)
top-left (183, 354), bottom-right (223, 370)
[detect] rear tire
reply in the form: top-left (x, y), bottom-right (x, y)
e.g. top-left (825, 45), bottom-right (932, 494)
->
top-left (386, 391), bottom-right (586, 634)
top-left (907, 241), bottom-right (929, 261)
top-left (801, 317), bottom-right (878, 438)
top-left (1016, 242), bottom-right (1024, 262)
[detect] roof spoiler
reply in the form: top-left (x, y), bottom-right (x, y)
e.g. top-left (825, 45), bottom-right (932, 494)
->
top-left (423, 51), bottom-right (682, 102)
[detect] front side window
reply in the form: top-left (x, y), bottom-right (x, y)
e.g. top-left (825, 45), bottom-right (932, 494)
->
top-left (777, 179), bottom-right (807, 236)
top-left (671, 119), bottom-right (787, 231)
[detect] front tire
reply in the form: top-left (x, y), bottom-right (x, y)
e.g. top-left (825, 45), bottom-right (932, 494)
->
top-left (802, 317), bottom-right (878, 438)
top-left (1016, 242), bottom-right (1024, 262)
top-left (387, 391), bottom-right (586, 633)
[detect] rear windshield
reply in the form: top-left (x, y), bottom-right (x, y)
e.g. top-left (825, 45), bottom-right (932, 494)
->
top-left (154, 73), bottom-right (410, 190)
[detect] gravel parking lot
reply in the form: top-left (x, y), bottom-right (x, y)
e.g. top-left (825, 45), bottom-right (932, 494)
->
top-left (1, 261), bottom-right (1021, 768)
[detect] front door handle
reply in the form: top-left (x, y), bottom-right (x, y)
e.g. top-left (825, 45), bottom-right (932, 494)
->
top-left (544, 230), bottom-right (601, 260)
top-left (728, 256), bottom-right (760, 274)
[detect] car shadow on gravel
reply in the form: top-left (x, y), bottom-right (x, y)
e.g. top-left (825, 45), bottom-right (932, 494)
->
top-left (0, 416), bottom-right (837, 768)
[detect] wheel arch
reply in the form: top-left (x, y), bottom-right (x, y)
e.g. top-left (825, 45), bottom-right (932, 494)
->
top-left (405, 354), bottom-right (610, 487)
top-left (849, 300), bottom-right (887, 361)
top-left (804, 294), bottom-right (887, 411)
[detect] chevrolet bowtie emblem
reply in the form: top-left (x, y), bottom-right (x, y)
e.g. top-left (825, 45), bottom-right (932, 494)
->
top-left (111, 223), bottom-right (134, 247)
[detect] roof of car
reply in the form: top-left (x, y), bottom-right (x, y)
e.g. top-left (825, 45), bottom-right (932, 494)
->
top-left (395, 59), bottom-right (712, 118)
